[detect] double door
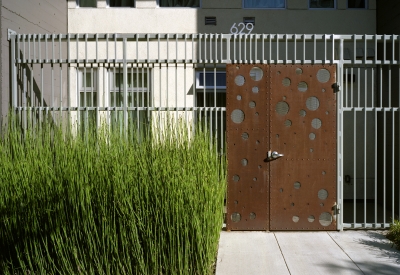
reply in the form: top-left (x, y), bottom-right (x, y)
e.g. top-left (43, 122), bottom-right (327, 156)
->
top-left (226, 64), bottom-right (337, 231)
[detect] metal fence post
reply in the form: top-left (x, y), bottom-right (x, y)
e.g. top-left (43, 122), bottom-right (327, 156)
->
top-left (338, 38), bottom-right (344, 231)
top-left (8, 29), bottom-right (18, 111)
top-left (123, 37), bottom-right (128, 137)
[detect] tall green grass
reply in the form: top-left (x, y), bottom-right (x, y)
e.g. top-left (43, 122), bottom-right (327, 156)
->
top-left (0, 114), bottom-right (226, 274)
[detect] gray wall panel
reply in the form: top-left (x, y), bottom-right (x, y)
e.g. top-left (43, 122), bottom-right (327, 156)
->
top-left (1, 0), bottom-right (67, 118)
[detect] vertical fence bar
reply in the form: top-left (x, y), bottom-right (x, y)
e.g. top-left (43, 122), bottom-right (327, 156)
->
top-left (384, 110), bottom-right (387, 225)
top-left (380, 66), bottom-right (383, 107)
top-left (60, 64), bottom-right (63, 120)
top-left (392, 109), bottom-right (395, 224)
top-left (175, 62), bottom-right (178, 124)
top-left (77, 68), bottom-right (80, 127)
top-left (239, 34), bottom-right (242, 63)
top-left (262, 34), bottom-right (265, 63)
top-left (123, 38), bottom-right (128, 135)
top-left (375, 107), bottom-right (378, 226)
top-left (353, 108), bottom-right (357, 226)
top-left (364, 107), bottom-right (367, 226)
top-left (213, 65), bottom-right (217, 150)
top-left (338, 38), bottom-right (344, 230)
top-left (357, 68), bottom-right (360, 107)
top-left (184, 35), bottom-right (187, 123)
top-left (277, 34), bottom-right (280, 63)
top-left (351, 67), bottom-right (354, 107)
top-left (388, 65), bottom-right (392, 107)
top-left (11, 34), bottom-right (17, 110)
top-left (67, 34), bottom-right (71, 126)
top-left (371, 66), bottom-right (374, 108)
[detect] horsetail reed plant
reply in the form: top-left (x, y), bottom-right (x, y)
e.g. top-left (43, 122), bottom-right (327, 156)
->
top-left (387, 219), bottom-right (400, 250)
top-left (0, 113), bottom-right (226, 274)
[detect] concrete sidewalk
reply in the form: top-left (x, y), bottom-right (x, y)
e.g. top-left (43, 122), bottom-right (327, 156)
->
top-left (216, 231), bottom-right (400, 275)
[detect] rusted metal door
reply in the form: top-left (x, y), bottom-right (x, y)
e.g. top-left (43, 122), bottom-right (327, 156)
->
top-left (226, 64), bottom-right (337, 231)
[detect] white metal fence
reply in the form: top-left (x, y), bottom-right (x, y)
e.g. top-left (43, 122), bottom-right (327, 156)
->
top-left (8, 31), bottom-right (400, 230)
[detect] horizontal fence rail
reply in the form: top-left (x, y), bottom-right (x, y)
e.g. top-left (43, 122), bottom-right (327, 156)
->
top-left (8, 31), bottom-right (400, 230)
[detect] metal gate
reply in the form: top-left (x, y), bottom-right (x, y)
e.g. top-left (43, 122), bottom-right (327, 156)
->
top-left (226, 64), bottom-right (337, 231)
top-left (7, 31), bottom-right (400, 230)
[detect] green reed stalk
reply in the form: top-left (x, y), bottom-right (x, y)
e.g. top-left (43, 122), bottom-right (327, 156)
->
top-left (0, 113), bottom-right (226, 274)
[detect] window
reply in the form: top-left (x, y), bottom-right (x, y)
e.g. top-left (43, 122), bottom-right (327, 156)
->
top-left (243, 0), bottom-right (286, 9)
top-left (108, 0), bottom-right (135, 7)
top-left (195, 70), bottom-right (226, 151)
top-left (109, 69), bottom-right (149, 107)
top-left (348, 0), bottom-right (366, 9)
top-left (77, 0), bottom-right (97, 8)
top-left (79, 69), bottom-right (97, 107)
top-left (158, 0), bottom-right (200, 8)
top-left (109, 69), bottom-right (151, 130)
top-left (195, 70), bottom-right (226, 106)
top-left (78, 69), bottom-right (98, 131)
top-left (196, 71), bottom-right (226, 89)
top-left (309, 0), bottom-right (335, 9)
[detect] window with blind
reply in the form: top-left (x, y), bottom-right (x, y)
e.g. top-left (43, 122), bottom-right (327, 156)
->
top-left (158, 0), bottom-right (200, 7)
top-left (109, 0), bottom-right (135, 7)
top-left (243, 0), bottom-right (286, 9)
top-left (78, 0), bottom-right (97, 8)
top-left (309, 0), bottom-right (336, 9)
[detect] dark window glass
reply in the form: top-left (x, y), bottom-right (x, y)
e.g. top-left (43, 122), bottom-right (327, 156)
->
top-left (159, 0), bottom-right (200, 7)
top-left (348, 0), bottom-right (366, 8)
top-left (80, 0), bottom-right (97, 7)
top-left (198, 72), bottom-right (226, 88)
top-left (309, 0), bottom-right (335, 8)
top-left (110, 0), bottom-right (135, 7)
top-left (243, 0), bottom-right (285, 8)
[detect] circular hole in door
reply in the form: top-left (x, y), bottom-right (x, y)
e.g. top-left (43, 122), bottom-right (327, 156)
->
top-left (235, 75), bottom-right (245, 86)
top-left (231, 213), bottom-right (241, 222)
top-left (276, 102), bottom-right (290, 115)
top-left (298, 81), bottom-right (308, 92)
top-left (319, 212), bottom-right (332, 227)
top-left (317, 69), bottom-right (331, 83)
top-left (318, 189), bottom-right (328, 200)
top-left (231, 109), bottom-right (245, 124)
top-left (250, 67), bottom-right (263, 81)
top-left (282, 78), bottom-right (291, 87)
top-left (311, 118), bottom-right (322, 129)
top-left (306, 97), bottom-right (320, 111)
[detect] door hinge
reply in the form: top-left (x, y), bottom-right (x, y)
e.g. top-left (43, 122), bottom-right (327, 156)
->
top-left (332, 83), bottom-right (341, 93)
top-left (332, 202), bottom-right (340, 215)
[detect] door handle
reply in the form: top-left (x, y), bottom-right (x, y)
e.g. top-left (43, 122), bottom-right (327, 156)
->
top-left (268, 150), bottom-right (284, 161)
top-left (272, 151), bottom-right (284, 159)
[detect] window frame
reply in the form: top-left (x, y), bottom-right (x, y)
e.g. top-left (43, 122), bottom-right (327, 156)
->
top-left (79, 69), bottom-right (97, 91)
top-left (157, 0), bottom-right (202, 8)
top-left (347, 0), bottom-right (368, 9)
top-left (242, 0), bottom-right (287, 10)
top-left (108, 68), bottom-right (151, 108)
top-left (78, 68), bottom-right (98, 107)
top-left (109, 69), bottom-right (150, 93)
top-left (195, 71), bottom-right (227, 90)
top-left (107, 0), bottom-right (135, 8)
top-left (76, 0), bottom-right (97, 8)
top-left (308, 0), bottom-right (336, 10)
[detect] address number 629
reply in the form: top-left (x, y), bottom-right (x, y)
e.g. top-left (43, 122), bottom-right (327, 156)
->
top-left (230, 23), bottom-right (254, 35)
